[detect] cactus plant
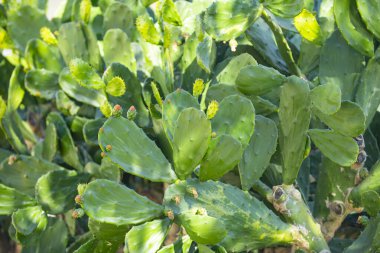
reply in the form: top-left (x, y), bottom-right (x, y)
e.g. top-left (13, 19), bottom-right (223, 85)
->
top-left (0, 0), bottom-right (379, 252)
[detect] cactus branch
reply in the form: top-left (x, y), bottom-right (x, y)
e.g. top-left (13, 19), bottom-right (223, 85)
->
top-left (261, 10), bottom-right (303, 77)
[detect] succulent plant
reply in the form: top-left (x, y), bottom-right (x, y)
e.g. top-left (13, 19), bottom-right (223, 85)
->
top-left (0, 0), bottom-right (379, 252)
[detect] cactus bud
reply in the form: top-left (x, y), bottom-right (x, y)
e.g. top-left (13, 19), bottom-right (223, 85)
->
top-left (100, 152), bottom-right (106, 158)
top-left (229, 39), bottom-right (238, 52)
top-left (106, 144), bottom-right (112, 152)
top-left (80, 0), bottom-right (92, 24)
top-left (171, 195), bottom-right (181, 205)
top-left (192, 79), bottom-right (205, 97)
top-left (151, 83), bottom-right (163, 107)
top-left (186, 187), bottom-right (198, 198)
top-left (77, 184), bottom-right (87, 195)
top-left (72, 208), bottom-right (85, 219)
top-left (100, 101), bottom-right (112, 118)
top-left (75, 195), bottom-right (83, 205)
top-left (99, 127), bottom-right (104, 133)
top-left (166, 210), bottom-right (174, 220)
top-left (106, 77), bottom-right (126, 97)
top-left (207, 100), bottom-right (219, 119)
top-left (40, 27), bottom-right (58, 46)
top-left (211, 132), bottom-right (217, 138)
top-left (112, 104), bottom-right (123, 117)
top-left (127, 106), bottom-right (137, 121)
top-left (8, 155), bottom-right (17, 165)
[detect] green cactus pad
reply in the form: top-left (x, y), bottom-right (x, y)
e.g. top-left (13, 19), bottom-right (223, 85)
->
top-left (25, 39), bottom-right (63, 73)
top-left (356, 0), bottom-right (380, 40)
top-left (59, 68), bottom-right (107, 108)
top-left (98, 116), bottom-right (177, 182)
top-left (308, 129), bottom-right (359, 167)
top-left (356, 55), bottom-right (380, 128)
top-left (0, 184), bottom-right (36, 215)
top-left (279, 76), bottom-right (311, 184)
top-left (213, 53), bottom-right (257, 85)
top-left (211, 94), bottom-right (255, 148)
top-left (83, 118), bottom-right (106, 145)
top-left (343, 214), bottom-right (380, 253)
top-left (313, 157), bottom-right (357, 219)
top-left (173, 108), bottom-right (211, 179)
top-left (319, 30), bottom-right (364, 100)
top-left (35, 170), bottom-right (90, 214)
top-left (124, 219), bottom-right (171, 253)
top-left (239, 115), bottom-right (278, 190)
top-left (82, 179), bottom-right (164, 225)
top-left (350, 161), bottom-right (380, 215)
top-left (245, 18), bottom-right (288, 73)
top-left (310, 82), bottom-right (341, 115)
top-left (196, 35), bottom-right (216, 74)
top-left (55, 90), bottom-right (80, 116)
top-left (103, 29), bottom-right (136, 73)
top-left (103, 63), bottom-right (150, 128)
top-left (314, 101), bottom-right (365, 137)
top-left (41, 123), bottom-right (57, 162)
top-left (164, 179), bottom-right (298, 252)
top-left (103, 2), bottom-right (136, 41)
top-left (163, 89), bottom-right (200, 142)
top-left (179, 212), bottom-right (227, 244)
top-left (25, 69), bottom-right (59, 99)
top-left (334, 0), bottom-right (374, 57)
top-left (22, 218), bottom-right (68, 252)
top-left (7, 5), bottom-right (50, 51)
top-left (157, 236), bottom-right (192, 253)
top-left (180, 33), bottom-right (209, 91)
top-left (263, 0), bottom-right (303, 18)
top-left (0, 155), bottom-right (63, 196)
top-left (73, 238), bottom-right (119, 253)
top-left (58, 22), bottom-right (87, 65)
top-left (88, 219), bottom-right (129, 243)
top-left (206, 84), bottom-right (278, 116)
top-left (47, 112), bottom-right (83, 170)
top-left (236, 64), bottom-right (286, 96)
top-left (84, 160), bottom-right (120, 182)
top-left (7, 66), bottom-right (25, 112)
top-left (12, 206), bottom-right (47, 242)
top-left (203, 0), bottom-right (262, 41)
top-left (319, 31), bottom-right (364, 100)
top-left (199, 134), bottom-right (243, 181)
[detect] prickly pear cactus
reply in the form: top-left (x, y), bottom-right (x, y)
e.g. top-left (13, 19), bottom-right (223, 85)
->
top-left (0, 0), bottom-right (380, 252)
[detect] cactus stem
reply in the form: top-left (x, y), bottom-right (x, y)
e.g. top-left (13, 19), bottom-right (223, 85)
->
top-left (261, 10), bottom-right (303, 78)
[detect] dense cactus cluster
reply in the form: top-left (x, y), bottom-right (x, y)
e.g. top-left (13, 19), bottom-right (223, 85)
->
top-left (0, 0), bottom-right (379, 252)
